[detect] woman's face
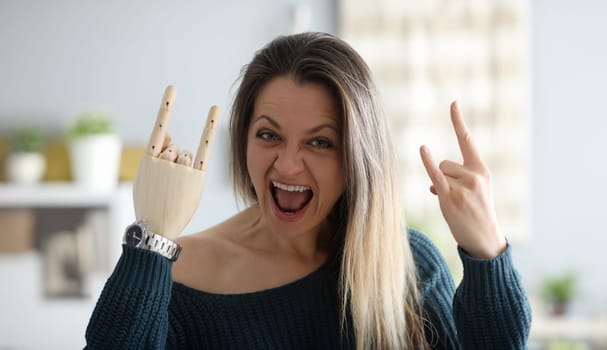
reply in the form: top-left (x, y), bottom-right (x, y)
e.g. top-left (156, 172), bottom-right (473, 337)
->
top-left (246, 75), bottom-right (345, 239)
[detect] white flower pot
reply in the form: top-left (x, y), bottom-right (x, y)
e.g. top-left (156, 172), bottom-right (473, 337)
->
top-left (5, 152), bottom-right (46, 184)
top-left (68, 134), bottom-right (122, 191)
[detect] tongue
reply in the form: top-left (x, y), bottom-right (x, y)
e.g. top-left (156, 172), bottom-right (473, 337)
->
top-left (275, 188), bottom-right (311, 212)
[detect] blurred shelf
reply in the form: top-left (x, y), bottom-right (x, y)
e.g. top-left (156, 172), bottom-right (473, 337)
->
top-left (0, 250), bottom-right (108, 350)
top-left (531, 316), bottom-right (607, 342)
top-left (0, 182), bottom-right (134, 270)
top-left (0, 182), bottom-right (132, 207)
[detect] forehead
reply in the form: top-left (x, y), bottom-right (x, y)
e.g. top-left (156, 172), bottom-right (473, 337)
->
top-left (253, 76), bottom-right (341, 126)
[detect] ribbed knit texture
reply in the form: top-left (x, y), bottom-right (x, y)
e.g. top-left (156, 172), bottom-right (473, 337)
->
top-left (409, 230), bottom-right (532, 349)
top-left (85, 246), bottom-right (173, 349)
top-left (85, 230), bottom-right (531, 349)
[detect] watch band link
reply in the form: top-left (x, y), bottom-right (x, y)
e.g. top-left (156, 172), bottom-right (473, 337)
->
top-left (143, 231), bottom-right (182, 261)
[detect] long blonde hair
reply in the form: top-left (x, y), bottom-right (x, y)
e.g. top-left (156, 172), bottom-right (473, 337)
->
top-left (229, 32), bottom-right (427, 349)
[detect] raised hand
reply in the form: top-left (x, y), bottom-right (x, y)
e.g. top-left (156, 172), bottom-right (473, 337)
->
top-left (133, 85), bottom-right (220, 240)
top-left (420, 101), bottom-right (506, 259)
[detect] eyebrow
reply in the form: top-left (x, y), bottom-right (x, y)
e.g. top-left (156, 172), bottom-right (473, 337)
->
top-left (254, 115), bottom-right (339, 135)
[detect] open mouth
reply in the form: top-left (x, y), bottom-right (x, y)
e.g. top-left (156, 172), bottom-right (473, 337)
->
top-left (270, 181), bottom-right (313, 215)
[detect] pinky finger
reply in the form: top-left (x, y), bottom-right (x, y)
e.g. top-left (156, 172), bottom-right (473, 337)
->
top-left (420, 145), bottom-right (450, 195)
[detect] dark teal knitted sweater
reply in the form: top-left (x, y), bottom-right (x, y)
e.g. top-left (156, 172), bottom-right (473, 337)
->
top-left (85, 230), bottom-right (531, 349)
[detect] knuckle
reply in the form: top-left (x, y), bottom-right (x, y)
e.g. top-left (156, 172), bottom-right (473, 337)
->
top-left (450, 188), bottom-right (465, 203)
top-left (468, 173), bottom-right (486, 191)
top-left (438, 160), bottom-right (449, 171)
top-left (463, 132), bottom-right (473, 144)
top-left (479, 166), bottom-right (491, 180)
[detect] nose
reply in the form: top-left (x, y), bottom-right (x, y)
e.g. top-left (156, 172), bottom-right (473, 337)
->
top-left (273, 145), bottom-right (304, 177)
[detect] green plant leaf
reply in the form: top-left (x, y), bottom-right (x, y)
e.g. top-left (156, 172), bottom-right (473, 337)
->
top-left (541, 272), bottom-right (578, 304)
top-left (67, 112), bottom-right (115, 139)
top-left (8, 126), bottom-right (45, 152)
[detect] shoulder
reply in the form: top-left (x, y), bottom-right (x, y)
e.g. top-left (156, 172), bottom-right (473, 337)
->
top-left (407, 229), bottom-right (461, 348)
top-left (171, 212), bottom-right (249, 289)
top-left (407, 228), bottom-right (446, 269)
top-left (406, 228), bottom-right (455, 294)
top-left (175, 228), bottom-right (232, 266)
top-left (175, 206), bottom-right (258, 262)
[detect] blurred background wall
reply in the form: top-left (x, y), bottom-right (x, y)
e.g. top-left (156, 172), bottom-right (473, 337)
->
top-left (519, 0), bottom-right (607, 317)
top-left (0, 0), bottom-right (606, 348)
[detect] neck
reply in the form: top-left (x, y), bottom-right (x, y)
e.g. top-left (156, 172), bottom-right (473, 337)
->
top-left (240, 204), bottom-right (329, 264)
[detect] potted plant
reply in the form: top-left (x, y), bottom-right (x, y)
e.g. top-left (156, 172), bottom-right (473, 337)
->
top-left (5, 126), bottom-right (46, 184)
top-left (67, 112), bottom-right (122, 191)
top-left (541, 272), bottom-right (578, 316)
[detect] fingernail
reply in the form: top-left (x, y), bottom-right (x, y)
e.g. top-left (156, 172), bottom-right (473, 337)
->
top-left (453, 100), bottom-right (460, 113)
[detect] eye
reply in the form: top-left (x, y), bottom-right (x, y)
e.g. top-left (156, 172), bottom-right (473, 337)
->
top-left (309, 138), bottom-right (333, 149)
top-left (256, 130), bottom-right (280, 142)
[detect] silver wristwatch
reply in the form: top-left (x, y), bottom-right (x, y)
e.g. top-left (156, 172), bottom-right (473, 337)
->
top-left (123, 220), bottom-right (182, 261)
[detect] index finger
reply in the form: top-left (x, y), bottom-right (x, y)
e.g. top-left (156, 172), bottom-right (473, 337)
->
top-left (147, 85), bottom-right (177, 156)
top-left (450, 101), bottom-right (482, 166)
top-left (193, 105), bottom-right (221, 171)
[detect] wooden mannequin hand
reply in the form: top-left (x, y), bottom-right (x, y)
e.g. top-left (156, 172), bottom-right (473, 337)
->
top-left (133, 85), bottom-right (220, 240)
top-left (420, 101), bottom-right (507, 259)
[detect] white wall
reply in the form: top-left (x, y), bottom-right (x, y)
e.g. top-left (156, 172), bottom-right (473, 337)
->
top-left (0, 1), bottom-right (335, 348)
top-left (513, 0), bottom-right (607, 315)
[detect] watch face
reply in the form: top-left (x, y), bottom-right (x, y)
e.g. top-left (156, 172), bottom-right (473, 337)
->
top-left (125, 224), bottom-right (145, 247)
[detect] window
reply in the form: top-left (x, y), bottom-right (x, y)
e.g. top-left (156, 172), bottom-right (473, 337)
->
top-left (339, 0), bottom-right (531, 274)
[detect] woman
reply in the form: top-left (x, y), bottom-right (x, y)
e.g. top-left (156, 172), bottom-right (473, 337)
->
top-left (86, 32), bottom-right (531, 349)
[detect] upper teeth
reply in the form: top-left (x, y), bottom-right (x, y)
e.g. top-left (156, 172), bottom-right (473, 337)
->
top-left (272, 181), bottom-right (310, 192)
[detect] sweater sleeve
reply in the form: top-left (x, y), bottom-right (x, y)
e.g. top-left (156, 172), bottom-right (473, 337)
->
top-left (408, 229), bottom-right (532, 350)
top-left (453, 245), bottom-right (532, 349)
top-left (85, 245), bottom-right (173, 350)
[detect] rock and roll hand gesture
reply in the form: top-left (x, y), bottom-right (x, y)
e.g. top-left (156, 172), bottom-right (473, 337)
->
top-left (133, 85), bottom-right (220, 240)
top-left (420, 101), bottom-right (507, 259)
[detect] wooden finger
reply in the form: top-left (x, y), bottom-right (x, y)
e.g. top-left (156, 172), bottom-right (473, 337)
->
top-left (159, 144), bottom-right (180, 162)
top-left (176, 150), bottom-right (193, 167)
top-left (162, 133), bottom-right (172, 152)
top-left (194, 105), bottom-right (221, 171)
top-left (147, 85), bottom-right (177, 157)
